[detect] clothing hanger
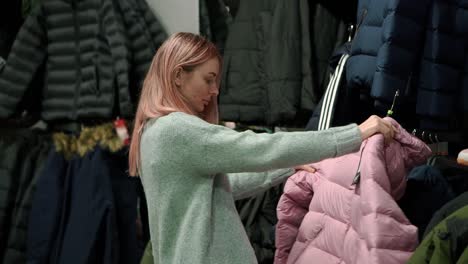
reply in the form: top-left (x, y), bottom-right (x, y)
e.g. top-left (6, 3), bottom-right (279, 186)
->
top-left (411, 128), bottom-right (463, 145)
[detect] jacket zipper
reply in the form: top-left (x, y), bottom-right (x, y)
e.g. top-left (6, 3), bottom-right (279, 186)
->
top-left (72, 0), bottom-right (81, 119)
top-left (355, 8), bottom-right (368, 38)
top-left (352, 142), bottom-right (367, 186)
top-left (349, 8), bottom-right (368, 48)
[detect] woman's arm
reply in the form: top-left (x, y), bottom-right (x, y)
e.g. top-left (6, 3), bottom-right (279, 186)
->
top-left (227, 169), bottom-right (294, 200)
top-left (159, 113), bottom-right (362, 174)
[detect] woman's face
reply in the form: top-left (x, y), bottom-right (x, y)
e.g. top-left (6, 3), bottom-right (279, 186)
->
top-left (177, 57), bottom-right (220, 114)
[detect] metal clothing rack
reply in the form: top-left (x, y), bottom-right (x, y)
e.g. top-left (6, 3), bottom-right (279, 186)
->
top-left (409, 129), bottom-right (464, 145)
top-left (387, 89), bottom-right (466, 147)
top-left (427, 155), bottom-right (468, 173)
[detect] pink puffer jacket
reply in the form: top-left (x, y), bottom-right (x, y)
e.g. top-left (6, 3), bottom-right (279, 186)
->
top-left (274, 118), bottom-right (432, 264)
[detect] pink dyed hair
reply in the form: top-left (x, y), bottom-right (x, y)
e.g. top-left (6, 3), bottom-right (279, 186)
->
top-left (128, 32), bottom-right (221, 176)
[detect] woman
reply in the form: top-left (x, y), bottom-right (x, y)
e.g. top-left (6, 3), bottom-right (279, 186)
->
top-left (129, 32), bottom-right (396, 264)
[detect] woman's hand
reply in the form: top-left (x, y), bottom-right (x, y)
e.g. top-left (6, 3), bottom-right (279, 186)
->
top-left (358, 115), bottom-right (398, 144)
top-left (294, 164), bottom-right (316, 173)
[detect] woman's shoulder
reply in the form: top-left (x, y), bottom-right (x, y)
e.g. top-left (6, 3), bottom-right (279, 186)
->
top-left (143, 112), bottom-right (209, 139)
top-left (141, 112), bottom-right (212, 155)
top-left (151, 112), bottom-right (207, 129)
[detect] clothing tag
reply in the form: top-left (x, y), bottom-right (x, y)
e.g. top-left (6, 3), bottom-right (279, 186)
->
top-left (0, 56), bottom-right (5, 70)
top-left (437, 142), bottom-right (449, 156)
top-left (428, 143), bottom-right (439, 155)
top-left (224, 121), bottom-right (236, 129)
top-left (428, 142), bottom-right (449, 156)
top-left (114, 118), bottom-right (130, 146)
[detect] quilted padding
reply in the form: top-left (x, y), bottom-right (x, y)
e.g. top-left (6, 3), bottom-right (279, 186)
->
top-left (275, 118), bottom-right (432, 264)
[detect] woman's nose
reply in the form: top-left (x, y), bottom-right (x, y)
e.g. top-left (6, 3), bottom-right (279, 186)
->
top-left (210, 85), bottom-right (219, 96)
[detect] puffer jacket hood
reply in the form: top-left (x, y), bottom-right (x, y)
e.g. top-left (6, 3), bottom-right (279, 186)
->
top-left (275, 117), bottom-right (432, 264)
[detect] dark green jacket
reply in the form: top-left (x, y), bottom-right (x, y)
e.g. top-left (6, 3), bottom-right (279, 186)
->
top-left (199, 0), bottom-right (231, 53)
top-left (0, 0), bottom-right (166, 121)
top-left (219, 0), bottom-right (313, 125)
top-left (234, 183), bottom-right (283, 264)
top-left (408, 205), bottom-right (468, 264)
top-left (424, 191), bottom-right (468, 238)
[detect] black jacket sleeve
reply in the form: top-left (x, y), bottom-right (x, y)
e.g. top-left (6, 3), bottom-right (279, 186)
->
top-left (0, 6), bottom-right (46, 118)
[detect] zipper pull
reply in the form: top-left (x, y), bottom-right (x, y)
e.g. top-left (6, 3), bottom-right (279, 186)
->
top-left (354, 8), bottom-right (368, 38)
top-left (387, 89), bottom-right (400, 117)
top-left (352, 143), bottom-right (367, 186)
top-left (347, 24), bottom-right (355, 42)
top-left (352, 171), bottom-right (361, 185)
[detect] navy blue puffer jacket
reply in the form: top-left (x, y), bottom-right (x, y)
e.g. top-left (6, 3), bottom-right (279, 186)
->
top-left (416, 0), bottom-right (468, 130)
top-left (347, 0), bottom-right (468, 130)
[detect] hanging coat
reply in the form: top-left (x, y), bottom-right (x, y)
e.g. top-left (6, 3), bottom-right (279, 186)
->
top-left (408, 205), bottom-right (468, 264)
top-left (219, 0), bottom-right (313, 125)
top-left (0, 0), bottom-right (166, 121)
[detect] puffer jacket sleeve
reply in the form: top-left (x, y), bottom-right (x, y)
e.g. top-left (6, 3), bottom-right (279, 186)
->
top-left (133, 0), bottom-right (167, 49)
top-left (274, 171), bottom-right (314, 264)
top-left (357, 118), bottom-right (429, 264)
top-left (115, 0), bottom-right (151, 74)
top-left (115, 0), bottom-right (166, 104)
top-left (370, 0), bottom-right (430, 109)
top-left (416, 0), bottom-right (468, 130)
top-left (203, 0), bottom-right (230, 53)
top-left (463, 51), bottom-right (468, 116)
top-left (0, 6), bottom-right (46, 118)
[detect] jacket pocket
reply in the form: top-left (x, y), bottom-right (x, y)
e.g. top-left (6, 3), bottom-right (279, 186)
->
top-left (92, 65), bottom-right (101, 96)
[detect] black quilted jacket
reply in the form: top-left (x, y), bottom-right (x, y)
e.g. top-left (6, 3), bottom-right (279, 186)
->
top-left (0, 0), bottom-right (166, 121)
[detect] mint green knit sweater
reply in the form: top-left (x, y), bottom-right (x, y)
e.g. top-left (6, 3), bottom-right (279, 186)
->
top-left (140, 112), bottom-right (362, 264)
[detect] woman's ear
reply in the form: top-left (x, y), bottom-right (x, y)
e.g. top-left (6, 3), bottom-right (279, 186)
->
top-left (174, 67), bottom-right (184, 87)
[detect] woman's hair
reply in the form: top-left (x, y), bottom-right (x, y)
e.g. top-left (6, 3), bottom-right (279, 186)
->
top-left (128, 32), bottom-right (221, 176)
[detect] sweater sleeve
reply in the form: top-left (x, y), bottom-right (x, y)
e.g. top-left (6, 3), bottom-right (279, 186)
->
top-left (0, 6), bottom-right (46, 118)
top-left (162, 113), bottom-right (362, 175)
top-left (228, 168), bottom-right (294, 200)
